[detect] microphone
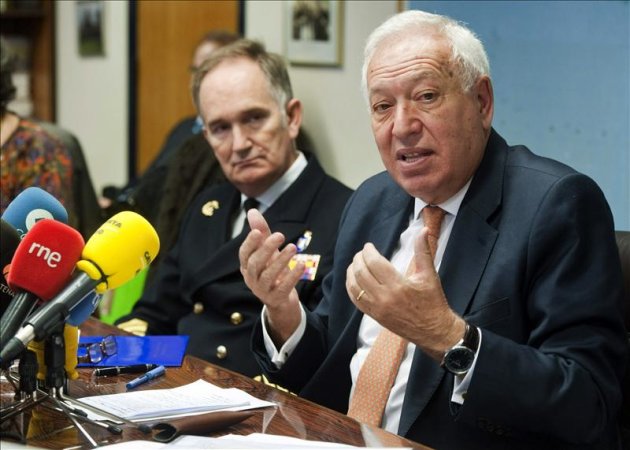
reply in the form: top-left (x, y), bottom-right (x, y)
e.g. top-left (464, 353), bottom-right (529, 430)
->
top-left (0, 220), bottom-right (84, 355)
top-left (0, 220), bottom-right (20, 317)
top-left (0, 211), bottom-right (160, 365)
top-left (66, 291), bottom-right (102, 327)
top-left (2, 187), bottom-right (69, 238)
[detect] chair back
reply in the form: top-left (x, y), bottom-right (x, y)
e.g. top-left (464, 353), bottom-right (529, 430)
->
top-left (616, 231), bottom-right (630, 328)
top-left (615, 230), bottom-right (630, 447)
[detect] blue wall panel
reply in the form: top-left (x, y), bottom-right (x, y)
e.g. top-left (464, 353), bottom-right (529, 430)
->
top-left (407, 1), bottom-right (629, 229)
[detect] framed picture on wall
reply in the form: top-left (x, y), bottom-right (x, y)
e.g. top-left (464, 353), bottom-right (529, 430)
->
top-left (77, 0), bottom-right (105, 57)
top-left (285, 0), bottom-right (343, 67)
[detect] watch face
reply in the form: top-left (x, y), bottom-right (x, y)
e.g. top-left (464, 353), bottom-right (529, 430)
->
top-left (444, 346), bottom-right (475, 375)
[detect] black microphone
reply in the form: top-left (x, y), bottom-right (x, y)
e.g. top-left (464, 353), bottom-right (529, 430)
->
top-left (0, 211), bottom-right (160, 365)
top-left (0, 220), bottom-right (20, 318)
top-left (18, 350), bottom-right (38, 397)
top-left (44, 325), bottom-right (67, 390)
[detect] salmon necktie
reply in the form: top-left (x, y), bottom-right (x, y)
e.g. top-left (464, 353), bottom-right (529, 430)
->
top-left (347, 205), bottom-right (446, 427)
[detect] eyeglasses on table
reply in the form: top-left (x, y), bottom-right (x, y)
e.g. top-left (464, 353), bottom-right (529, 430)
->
top-left (77, 334), bottom-right (117, 364)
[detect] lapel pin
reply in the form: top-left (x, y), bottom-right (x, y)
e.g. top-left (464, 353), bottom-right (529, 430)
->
top-left (295, 230), bottom-right (312, 253)
top-left (201, 200), bottom-right (220, 216)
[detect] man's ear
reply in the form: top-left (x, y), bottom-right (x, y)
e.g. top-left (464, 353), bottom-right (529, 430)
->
top-left (285, 98), bottom-right (303, 139)
top-left (476, 76), bottom-right (494, 131)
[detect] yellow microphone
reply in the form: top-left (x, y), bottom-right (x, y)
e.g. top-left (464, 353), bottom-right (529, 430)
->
top-left (78, 211), bottom-right (160, 293)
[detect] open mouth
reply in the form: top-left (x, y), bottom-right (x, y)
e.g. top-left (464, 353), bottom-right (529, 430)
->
top-left (399, 150), bottom-right (432, 163)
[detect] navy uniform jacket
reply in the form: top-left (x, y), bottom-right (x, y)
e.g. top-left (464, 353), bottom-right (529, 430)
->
top-left (253, 130), bottom-right (627, 449)
top-left (122, 155), bottom-right (352, 377)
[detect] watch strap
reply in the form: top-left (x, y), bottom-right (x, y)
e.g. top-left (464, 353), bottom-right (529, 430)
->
top-left (461, 322), bottom-right (480, 353)
top-left (440, 321), bottom-right (480, 374)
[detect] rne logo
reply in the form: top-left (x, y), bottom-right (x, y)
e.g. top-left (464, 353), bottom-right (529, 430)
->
top-left (28, 242), bottom-right (62, 268)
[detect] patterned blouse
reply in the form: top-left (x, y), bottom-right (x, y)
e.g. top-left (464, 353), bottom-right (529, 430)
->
top-left (1, 118), bottom-right (74, 215)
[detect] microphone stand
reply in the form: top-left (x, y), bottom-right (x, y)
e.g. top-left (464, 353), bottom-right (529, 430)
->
top-left (0, 350), bottom-right (47, 443)
top-left (1, 326), bottom-right (147, 446)
top-left (41, 324), bottom-right (99, 448)
top-left (0, 350), bottom-right (49, 420)
top-left (1, 350), bottom-right (40, 413)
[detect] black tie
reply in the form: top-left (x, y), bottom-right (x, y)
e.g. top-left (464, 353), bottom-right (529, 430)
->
top-left (241, 197), bottom-right (259, 233)
top-left (243, 197), bottom-right (260, 212)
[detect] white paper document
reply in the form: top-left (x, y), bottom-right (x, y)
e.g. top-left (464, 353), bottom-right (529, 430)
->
top-left (96, 433), bottom-right (413, 449)
top-left (77, 379), bottom-right (275, 421)
top-left (170, 433), bottom-right (357, 448)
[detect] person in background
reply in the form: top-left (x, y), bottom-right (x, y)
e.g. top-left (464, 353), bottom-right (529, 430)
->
top-left (151, 120), bottom-right (318, 284)
top-left (102, 30), bottom-right (240, 226)
top-left (35, 120), bottom-right (104, 239)
top-left (0, 38), bottom-right (75, 223)
top-left (239, 10), bottom-right (627, 449)
top-left (116, 39), bottom-right (353, 378)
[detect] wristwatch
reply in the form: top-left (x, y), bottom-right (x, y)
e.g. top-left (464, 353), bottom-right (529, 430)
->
top-left (441, 322), bottom-right (480, 376)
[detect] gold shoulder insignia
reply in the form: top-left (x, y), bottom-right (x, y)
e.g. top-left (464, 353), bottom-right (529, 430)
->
top-left (201, 200), bottom-right (220, 216)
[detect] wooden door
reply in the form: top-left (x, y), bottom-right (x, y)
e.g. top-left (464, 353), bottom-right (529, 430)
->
top-left (135, 0), bottom-right (239, 175)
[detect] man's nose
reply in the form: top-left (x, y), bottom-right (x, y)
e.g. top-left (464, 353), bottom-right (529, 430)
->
top-left (231, 125), bottom-right (251, 152)
top-left (392, 103), bottom-right (422, 139)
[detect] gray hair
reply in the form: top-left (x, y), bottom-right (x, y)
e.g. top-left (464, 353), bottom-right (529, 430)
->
top-left (191, 39), bottom-right (293, 120)
top-left (361, 10), bottom-right (490, 103)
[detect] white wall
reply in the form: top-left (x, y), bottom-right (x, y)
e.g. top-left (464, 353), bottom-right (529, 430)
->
top-left (55, 1), bottom-right (396, 194)
top-left (246, 0), bottom-right (397, 189)
top-left (56, 0), bottom-right (128, 195)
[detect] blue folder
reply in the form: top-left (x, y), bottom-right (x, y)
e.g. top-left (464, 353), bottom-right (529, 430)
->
top-left (77, 335), bottom-right (189, 367)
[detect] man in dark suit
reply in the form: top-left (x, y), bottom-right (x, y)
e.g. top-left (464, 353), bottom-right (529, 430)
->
top-left (239, 10), bottom-right (627, 449)
top-left (116, 39), bottom-right (352, 377)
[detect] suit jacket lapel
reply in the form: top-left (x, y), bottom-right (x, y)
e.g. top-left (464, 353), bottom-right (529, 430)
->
top-left (440, 130), bottom-right (505, 316)
top-left (188, 155), bottom-right (329, 293)
top-left (186, 188), bottom-right (241, 296)
top-left (398, 130), bottom-right (505, 437)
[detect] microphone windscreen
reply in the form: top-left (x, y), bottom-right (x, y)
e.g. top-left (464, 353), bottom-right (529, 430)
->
top-left (7, 220), bottom-right (85, 300)
top-left (79, 211), bottom-right (160, 291)
top-left (1, 187), bottom-right (68, 238)
top-left (0, 220), bottom-right (20, 316)
top-left (66, 291), bottom-right (101, 327)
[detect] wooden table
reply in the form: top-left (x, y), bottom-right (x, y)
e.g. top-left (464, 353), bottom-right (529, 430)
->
top-left (1, 318), bottom-right (430, 449)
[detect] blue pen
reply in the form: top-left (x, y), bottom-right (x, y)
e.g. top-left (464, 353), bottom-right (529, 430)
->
top-left (125, 365), bottom-right (166, 390)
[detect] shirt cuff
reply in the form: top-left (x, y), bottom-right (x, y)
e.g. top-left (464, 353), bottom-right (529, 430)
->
top-left (261, 304), bottom-right (307, 369)
top-left (451, 326), bottom-right (482, 404)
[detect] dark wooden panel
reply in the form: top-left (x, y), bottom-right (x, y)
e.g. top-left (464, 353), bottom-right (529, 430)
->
top-left (0, 0), bottom-right (55, 121)
top-left (136, 0), bottom-right (239, 175)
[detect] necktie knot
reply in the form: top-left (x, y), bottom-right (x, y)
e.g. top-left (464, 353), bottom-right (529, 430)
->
top-left (243, 197), bottom-right (260, 212)
top-left (240, 198), bottom-right (260, 234)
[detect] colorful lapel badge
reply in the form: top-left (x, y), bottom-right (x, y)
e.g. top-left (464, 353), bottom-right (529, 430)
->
top-left (289, 231), bottom-right (320, 281)
top-left (201, 200), bottom-right (220, 217)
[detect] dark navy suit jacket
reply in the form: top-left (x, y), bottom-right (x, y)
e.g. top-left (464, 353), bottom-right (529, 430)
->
top-left (253, 130), bottom-right (627, 449)
top-left (122, 155), bottom-right (352, 376)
